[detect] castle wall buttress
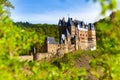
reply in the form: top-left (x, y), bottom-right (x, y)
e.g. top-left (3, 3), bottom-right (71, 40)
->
top-left (75, 36), bottom-right (79, 50)
top-left (70, 26), bottom-right (76, 37)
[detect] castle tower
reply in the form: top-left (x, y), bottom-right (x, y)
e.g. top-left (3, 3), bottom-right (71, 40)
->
top-left (88, 23), bottom-right (96, 50)
top-left (77, 21), bottom-right (88, 50)
top-left (58, 17), bottom-right (96, 52)
top-left (74, 21), bottom-right (79, 50)
top-left (67, 18), bottom-right (76, 37)
top-left (58, 18), bottom-right (67, 44)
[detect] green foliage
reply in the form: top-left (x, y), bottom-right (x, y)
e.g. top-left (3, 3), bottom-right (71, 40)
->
top-left (93, 0), bottom-right (117, 14)
top-left (14, 22), bottom-right (59, 42)
top-left (88, 1), bottom-right (120, 80)
top-left (0, 0), bottom-right (86, 79)
top-left (0, 20), bottom-right (45, 56)
top-left (0, 0), bottom-right (45, 56)
top-left (90, 53), bottom-right (120, 80)
top-left (96, 11), bottom-right (120, 52)
top-left (92, 9), bottom-right (120, 80)
top-left (0, 0), bottom-right (120, 80)
top-left (14, 22), bottom-right (59, 53)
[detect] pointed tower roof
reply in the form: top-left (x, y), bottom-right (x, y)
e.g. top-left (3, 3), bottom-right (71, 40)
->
top-left (58, 19), bottom-right (62, 27)
top-left (88, 23), bottom-right (95, 30)
top-left (67, 18), bottom-right (74, 26)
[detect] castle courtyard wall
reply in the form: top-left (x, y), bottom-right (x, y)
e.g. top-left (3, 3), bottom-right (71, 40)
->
top-left (47, 44), bottom-right (60, 54)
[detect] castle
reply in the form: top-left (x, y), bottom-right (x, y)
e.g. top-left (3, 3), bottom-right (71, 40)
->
top-left (45, 18), bottom-right (96, 55)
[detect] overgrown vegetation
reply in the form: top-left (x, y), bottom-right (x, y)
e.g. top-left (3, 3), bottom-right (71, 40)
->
top-left (0, 0), bottom-right (120, 80)
top-left (14, 22), bottom-right (59, 41)
top-left (13, 22), bottom-right (59, 53)
top-left (90, 10), bottom-right (120, 80)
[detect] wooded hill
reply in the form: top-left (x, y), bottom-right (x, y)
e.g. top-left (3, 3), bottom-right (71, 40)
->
top-left (14, 22), bottom-right (59, 41)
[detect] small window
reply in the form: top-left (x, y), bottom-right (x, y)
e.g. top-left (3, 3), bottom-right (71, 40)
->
top-left (71, 37), bottom-right (75, 44)
top-left (88, 38), bottom-right (92, 41)
top-left (81, 38), bottom-right (84, 40)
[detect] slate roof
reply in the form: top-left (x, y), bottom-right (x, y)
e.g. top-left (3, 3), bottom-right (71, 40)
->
top-left (46, 37), bottom-right (59, 44)
top-left (59, 18), bottom-right (95, 30)
top-left (65, 28), bottom-right (70, 37)
top-left (88, 23), bottom-right (95, 30)
top-left (67, 18), bottom-right (74, 26)
top-left (58, 19), bottom-right (67, 27)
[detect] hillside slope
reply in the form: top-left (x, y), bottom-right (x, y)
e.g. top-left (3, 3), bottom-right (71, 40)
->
top-left (39, 50), bottom-right (101, 80)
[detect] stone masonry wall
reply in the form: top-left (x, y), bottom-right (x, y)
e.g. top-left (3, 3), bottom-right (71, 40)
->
top-left (47, 44), bottom-right (60, 54)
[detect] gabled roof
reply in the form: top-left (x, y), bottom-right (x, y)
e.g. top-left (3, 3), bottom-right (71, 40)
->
top-left (46, 37), bottom-right (59, 44)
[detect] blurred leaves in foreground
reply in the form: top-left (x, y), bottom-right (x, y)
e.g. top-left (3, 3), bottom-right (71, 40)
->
top-left (1, 0), bottom-right (120, 80)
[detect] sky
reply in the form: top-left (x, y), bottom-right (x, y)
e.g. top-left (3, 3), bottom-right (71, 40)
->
top-left (9, 0), bottom-right (112, 24)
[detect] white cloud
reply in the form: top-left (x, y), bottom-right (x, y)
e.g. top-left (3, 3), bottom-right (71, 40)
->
top-left (11, 11), bottom-right (101, 24)
top-left (10, 12), bottom-right (96, 24)
top-left (10, 2), bottom-right (111, 24)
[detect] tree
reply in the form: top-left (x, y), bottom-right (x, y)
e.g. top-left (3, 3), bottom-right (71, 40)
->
top-left (0, 0), bottom-right (45, 56)
top-left (90, 0), bottom-right (120, 80)
top-left (93, 0), bottom-right (117, 14)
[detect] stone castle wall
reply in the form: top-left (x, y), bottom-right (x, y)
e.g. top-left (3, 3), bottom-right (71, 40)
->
top-left (46, 18), bottom-right (96, 55)
top-left (47, 44), bottom-right (60, 54)
top-left (19, 18), bottom-right (97, 62)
